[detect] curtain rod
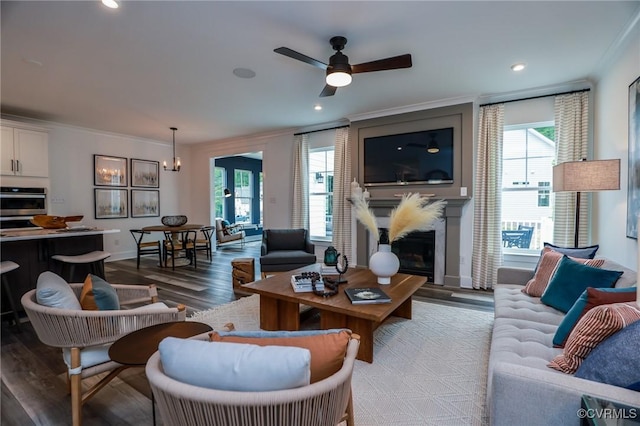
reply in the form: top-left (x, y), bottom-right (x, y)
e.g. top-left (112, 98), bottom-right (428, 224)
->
top-left (478, 88), bottom-right (590, 108)
top-left (294, 124), bottom-right (349, 136)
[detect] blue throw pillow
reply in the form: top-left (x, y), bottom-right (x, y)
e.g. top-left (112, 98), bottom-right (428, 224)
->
top-left (543, 242), bottom-right (599, 259)
top-left (553, 287), bottom-right (637, 347)
top-left (80, 274), bottom-right (120, 310)
top-left (540, 256), bottom-right (622, 313)
top-left (159, 337), bottom-right (311, 391)
top-left (36, 271), bottom-right (82, 310)
top-left (575, 320), bottom-right (640, 389)
top-left (535, 243), bottom-right (600, 272)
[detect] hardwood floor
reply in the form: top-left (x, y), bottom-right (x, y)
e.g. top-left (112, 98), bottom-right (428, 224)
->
top-left (1, 240), bottom-right (493, 425)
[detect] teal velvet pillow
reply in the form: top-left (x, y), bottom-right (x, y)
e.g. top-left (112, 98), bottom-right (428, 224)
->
top-left (540, 256), bottom-right (622, 313)
top-left (552, 286), bottom-right (637, 347)
top-left (159, 337), bottom-right (311, 391)
top-left (80, 274), bottom-right (120, 310)
top-left (575, 320), bottom-right (640, 389)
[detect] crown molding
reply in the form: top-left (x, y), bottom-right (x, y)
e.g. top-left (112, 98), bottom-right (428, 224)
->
top-left (591, 5), bottom-right (640, 81)
top-left (346, 95), bottom-right (478, 122)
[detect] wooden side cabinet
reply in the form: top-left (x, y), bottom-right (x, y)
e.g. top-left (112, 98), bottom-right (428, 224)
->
top-left (0, 125), bottom-right (49, 177)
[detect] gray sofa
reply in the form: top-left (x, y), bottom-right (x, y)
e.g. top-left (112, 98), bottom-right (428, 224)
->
top-left (488, 259), bottom-right (639, 426)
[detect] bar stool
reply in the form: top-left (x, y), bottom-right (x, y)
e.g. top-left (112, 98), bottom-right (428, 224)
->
top-left (51, 251), bottom-right (111, 281)
top-left (0, 261), bottom-right (22, 331)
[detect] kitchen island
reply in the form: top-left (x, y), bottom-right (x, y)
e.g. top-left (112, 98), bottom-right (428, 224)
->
top-left (0, 228), bottom-right (119, 314)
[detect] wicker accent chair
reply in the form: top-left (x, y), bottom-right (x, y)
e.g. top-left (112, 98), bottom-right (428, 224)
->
top-left (146, 334), bottom-right (360, 426)
top-left (21, 283), bottom-right (186, 426)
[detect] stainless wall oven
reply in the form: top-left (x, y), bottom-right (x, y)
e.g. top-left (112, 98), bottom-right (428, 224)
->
top-left (0, 187), bottom-right (47, 229)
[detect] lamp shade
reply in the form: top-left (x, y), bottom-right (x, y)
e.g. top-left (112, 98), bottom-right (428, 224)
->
top-left (552, 159), bottom-right (620, 192)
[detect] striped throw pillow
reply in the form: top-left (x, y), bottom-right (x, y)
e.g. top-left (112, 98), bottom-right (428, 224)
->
top-left (548, 302), bottom-right (640, 374)
top-left (522, 248), bottom-right (605, 297)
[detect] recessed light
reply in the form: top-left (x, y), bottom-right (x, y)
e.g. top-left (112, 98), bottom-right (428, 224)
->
top-left (511, 63), bottom-right (526, 72)
top-left (314, 105), bottom-right (322, 111)
top-left (101, 0), bottom-right (119, 9)
top-left (232, 68), bottom-right (256, 79)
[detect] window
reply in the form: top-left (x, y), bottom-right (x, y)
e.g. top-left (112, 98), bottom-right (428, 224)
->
top-left (502, 123), bottom-right (555, 251)
top-left (309, 148), bottom-right (334, 239)
top-left (234, 169), bottom-right (252, 224)
top-left (213, 167), bottom-right (226, 219)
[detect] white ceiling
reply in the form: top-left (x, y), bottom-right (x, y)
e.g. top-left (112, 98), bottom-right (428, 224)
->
top-left (2, 1), bottom-right (639, 145)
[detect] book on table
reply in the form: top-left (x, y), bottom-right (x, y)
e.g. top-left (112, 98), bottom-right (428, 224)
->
top-left (320, 263), bottom-right (339, 276)
top-left (291, 274), bottom-right (325, 293)
top-left (344, 287), bottom-right (392, 304)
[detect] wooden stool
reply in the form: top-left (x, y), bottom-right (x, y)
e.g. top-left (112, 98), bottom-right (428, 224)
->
top-left (231, 258), bottom-right (255, 295)
top-left (52, 251), bottom-right (111, 281)
top-left (0, 261), bottom-right (21, 331)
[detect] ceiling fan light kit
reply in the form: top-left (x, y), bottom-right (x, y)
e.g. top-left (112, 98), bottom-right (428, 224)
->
top-left (275, 35), bottom-right (412, 97)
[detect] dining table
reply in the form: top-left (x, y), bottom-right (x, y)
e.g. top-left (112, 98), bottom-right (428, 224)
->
top-left (141, 224), bottom-right (204, 267)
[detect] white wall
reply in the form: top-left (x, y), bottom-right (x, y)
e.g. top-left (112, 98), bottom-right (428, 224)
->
top-left (593, 20), bottom-right (640, 269)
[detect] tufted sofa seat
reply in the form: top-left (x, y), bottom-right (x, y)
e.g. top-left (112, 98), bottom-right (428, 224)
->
top-left (487, 258), bottom-right (639, 426)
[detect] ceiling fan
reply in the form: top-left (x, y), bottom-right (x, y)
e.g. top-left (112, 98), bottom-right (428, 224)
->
top-left (407, 133), bottom-right (440, 153)
top-left (274, 36), bottom-right (412, 97)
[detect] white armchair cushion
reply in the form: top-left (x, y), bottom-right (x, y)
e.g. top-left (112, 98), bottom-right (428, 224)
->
top-left (129, 302), bottom-right (169, 311)
top-left (159, 337), bottom-right (311, 391)
top-left (62, 344), bottom-right (111, 371)
top-left (36, 271), bottom-right (82, 310)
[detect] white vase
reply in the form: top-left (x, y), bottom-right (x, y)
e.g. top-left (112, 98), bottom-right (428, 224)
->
top-left (369, 244), bottom-right (400, 285)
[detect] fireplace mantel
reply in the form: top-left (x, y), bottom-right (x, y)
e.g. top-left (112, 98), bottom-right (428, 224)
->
top-left (355, 196), bottom-right (470, 287)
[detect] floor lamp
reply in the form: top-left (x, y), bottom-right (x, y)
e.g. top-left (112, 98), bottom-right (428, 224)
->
top-left (552, 159), bottom-right (620, 247)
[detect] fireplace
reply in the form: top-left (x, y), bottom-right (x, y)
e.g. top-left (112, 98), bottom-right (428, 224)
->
top-left (391, 231), bottom-right (435, 281)
top-left (372, 218), bottom-right (445, 284)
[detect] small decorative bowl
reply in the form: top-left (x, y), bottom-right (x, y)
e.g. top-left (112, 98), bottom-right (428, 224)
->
top-left (161, 215), bottom-right (188, 227)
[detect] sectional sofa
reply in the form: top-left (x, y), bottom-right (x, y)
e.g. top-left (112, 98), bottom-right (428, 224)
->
top-left (488, 258), bottom-right (639, 426)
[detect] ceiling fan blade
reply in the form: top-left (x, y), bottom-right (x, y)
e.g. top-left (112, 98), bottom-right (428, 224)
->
top-left (274, 47), bottom-right (327, 70)
top-left (319, 85), bottom-right (337, 97)
top-left (351, 54), bottom-right (412, 74)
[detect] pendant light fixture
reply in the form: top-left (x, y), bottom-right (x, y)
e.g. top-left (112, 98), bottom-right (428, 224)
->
top-left (163, 127), bottom-right (181, 172)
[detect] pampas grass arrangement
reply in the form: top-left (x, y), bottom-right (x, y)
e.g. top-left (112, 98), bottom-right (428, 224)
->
top-left (352, 192), bottom-right (445, 243)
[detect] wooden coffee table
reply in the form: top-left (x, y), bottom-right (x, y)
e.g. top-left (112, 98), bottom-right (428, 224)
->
top-left (241, 266), bottom-right (426, 363)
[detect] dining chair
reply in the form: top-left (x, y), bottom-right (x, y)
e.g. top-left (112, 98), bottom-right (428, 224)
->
top-left (163, 230), bottom-right (197, 270)
top-left (194, 226), bottom-right (214, 261)
top-left (130, 229), bottom-right (163, 268)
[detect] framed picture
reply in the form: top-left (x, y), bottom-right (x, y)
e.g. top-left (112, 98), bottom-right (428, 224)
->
top-left (626, 76), bottom-right (640, 238)
top-left (131, 189), bottom-right (160, 217)
top-left (94, 188), bottom-right (128, 219)
top-left (94, 155), bottom-right (127, 187)
top-left (131, 158), bottom-right (160, 188)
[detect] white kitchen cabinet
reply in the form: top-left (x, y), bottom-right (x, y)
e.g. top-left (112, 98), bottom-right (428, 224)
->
top-left (1, 126), bottom-right (49, 177)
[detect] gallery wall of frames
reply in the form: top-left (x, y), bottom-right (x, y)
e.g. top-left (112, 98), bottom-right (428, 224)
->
top-left (93, 154), bottom-right (160, 219)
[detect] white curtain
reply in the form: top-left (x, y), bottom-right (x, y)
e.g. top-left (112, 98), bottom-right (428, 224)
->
top-left (332, 127), bottom-right (351, 260)
top-left (553, 92), bottom-right (589, 246)
top-left (292, 134), bottom-right (309, 229)
top-left (472, 104), bottom-right (504, 289)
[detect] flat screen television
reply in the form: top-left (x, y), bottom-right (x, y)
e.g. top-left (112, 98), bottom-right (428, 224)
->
top-left (363, 127), bottom-right (454, 186)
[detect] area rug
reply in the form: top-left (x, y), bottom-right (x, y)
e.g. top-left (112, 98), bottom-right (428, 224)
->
top-left (190, 295), bottom-right (493, 425)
